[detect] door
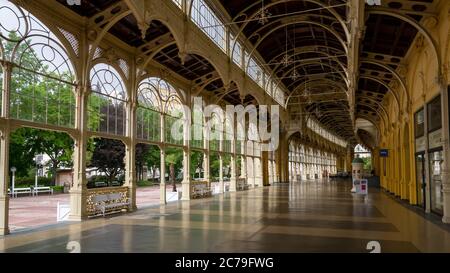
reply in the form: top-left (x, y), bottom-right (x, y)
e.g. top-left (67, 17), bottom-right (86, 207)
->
top-left (415, 153), bottom-right (426, 209)
top-left (429, 149), bottom-right (444, 215)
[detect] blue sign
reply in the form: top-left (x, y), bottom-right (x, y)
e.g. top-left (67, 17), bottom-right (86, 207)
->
top-left (380, 149), bottom-right (389, 157)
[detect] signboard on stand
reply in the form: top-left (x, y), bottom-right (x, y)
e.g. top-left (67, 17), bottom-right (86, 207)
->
top-left (354, 179), bottom-right (369, 195)
top-left (57, 202), bottom-right (70, 222)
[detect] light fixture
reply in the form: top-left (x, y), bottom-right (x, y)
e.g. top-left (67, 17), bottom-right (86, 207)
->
top-left (281, 54), bottom-right (292, 68)
top-left (290, 23), bottom-right (299, 81)
top-left (315, 108), bottom-right (322, 118)
top-left (291, 69), bottom-right (299, 81)
top-left (256, 0), bottom-right (271, 25)
top-left (282, 25), bottom-right (292, 67)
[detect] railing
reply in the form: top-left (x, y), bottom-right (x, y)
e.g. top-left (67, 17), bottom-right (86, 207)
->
top-left (86, 187), bottom-right (129, 217)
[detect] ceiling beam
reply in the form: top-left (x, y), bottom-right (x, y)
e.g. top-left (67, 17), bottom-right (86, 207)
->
top-left (348, 0), bottom-right (366, 138)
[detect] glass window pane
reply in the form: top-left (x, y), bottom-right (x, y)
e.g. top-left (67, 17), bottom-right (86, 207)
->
top-left (414, 108), bottom-right (424, 138)
top-left (427, 96), bottom-right (442, 132)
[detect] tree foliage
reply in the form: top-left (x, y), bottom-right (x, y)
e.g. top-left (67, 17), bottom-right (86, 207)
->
top-left (9, 128), bottom-right (74, 183)
top-left (89, 138), bottom-right (125, 184)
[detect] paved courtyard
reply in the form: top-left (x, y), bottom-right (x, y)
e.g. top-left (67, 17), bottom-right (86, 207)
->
top-left (8, 185), bottom-right (171, 232)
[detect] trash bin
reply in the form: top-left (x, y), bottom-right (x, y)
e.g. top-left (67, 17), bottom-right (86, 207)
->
top-left (64, 182), bottom-right (70, 193)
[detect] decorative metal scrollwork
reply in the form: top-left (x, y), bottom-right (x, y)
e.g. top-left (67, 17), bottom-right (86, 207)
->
top-left (0, 0), bottom-right (76, 128)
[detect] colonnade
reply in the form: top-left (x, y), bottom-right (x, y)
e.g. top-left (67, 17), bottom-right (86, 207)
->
top-left (288, 141), bottom-right (338, 181)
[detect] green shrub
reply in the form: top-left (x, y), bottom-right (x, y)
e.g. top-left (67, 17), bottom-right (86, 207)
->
top-left (51, 186), bottom-right (65, 193)
top-left (15, 176), bottom-right (53, 187)
top-left (137, 180), bottom-right (154, 187)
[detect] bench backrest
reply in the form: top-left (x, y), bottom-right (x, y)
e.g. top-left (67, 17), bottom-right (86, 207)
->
top-left (108, 193), bottom-right (123, 201)
top-left (15, 188), bottom-right (31, 191)
top-left (35, 187), bottom-right (51, 190)
top-left (93, 194), bottom-right (109, 203)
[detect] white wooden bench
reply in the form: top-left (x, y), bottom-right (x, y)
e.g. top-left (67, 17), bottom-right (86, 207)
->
top-left (33, 187), bottom-right (54, 196)
top-left (12, 188), bottom-right (33, 198)
top-left (191, 182), bottom-right (212, 199)
top-left (92, 193), bottom-right (130, 217)
top-left (237, 179), bottom-right (249, 191)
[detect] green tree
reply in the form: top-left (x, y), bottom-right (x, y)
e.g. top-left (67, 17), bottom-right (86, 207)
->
top-left (165, 147), bottom-right (183, 192)
top-left (90, 138), bottom-right (125, 184)
top-left (136, 143), bottom-right (150, 181)
top-left (362, 157), bottom-right (372, 171)
top-left (10, 128), bottom-right (74, 184)
top-left (4, 31), bottom-right (108, 183)
top-left (190, 151), bottom-right (204, 179)
top-left (210, 153), bottom-right (220, 179)
top-left (145, 146), bottom-right (161, 182)
top-left (9, 129), bottom-right (35, 177)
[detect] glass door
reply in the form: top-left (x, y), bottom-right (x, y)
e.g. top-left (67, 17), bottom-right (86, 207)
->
top-left (429, 150), bottom-right (444, 215)
top-left (415, 153), bottom-right (426, 209)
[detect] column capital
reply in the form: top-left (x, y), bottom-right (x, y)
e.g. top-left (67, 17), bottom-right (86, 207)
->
top-left (0, 60), bottom-right (13, 72)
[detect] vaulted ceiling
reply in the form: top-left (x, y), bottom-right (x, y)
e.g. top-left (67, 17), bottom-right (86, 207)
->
top-left (220, 0), bottom-right (437, 146)
top-left (56, 0), bottom-right (439, 147)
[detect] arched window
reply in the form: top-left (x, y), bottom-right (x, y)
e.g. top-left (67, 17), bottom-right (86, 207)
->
top-left (1, 1), bottom-right (76, 127)
top-left (89, 63), bottom-right (126, 136)
top-left (191, 102), bottom-right (204, 149)
top-left (165, 95), bottom-right (185, 146)
top-left (246, 141), bottom-right (254, 157)
top-left (254, 142), bottom-right (261, 158)
top-left (223, 117), bottom-right (233, 153)
top-left (137, 78), bottom-right (164, 142)
top-left (247, 122), bottom-right (259, 157)
top-left (209, 112), bottom-right (222, 151)
top-left (190, 0), bottom-right (226, 52)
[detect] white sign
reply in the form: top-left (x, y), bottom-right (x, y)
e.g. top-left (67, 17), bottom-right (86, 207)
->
top-left (366, 0), bottom-right (381, 5)
top-left (67, 0), bottom-right (81, 5)
top-left (57, 202), bottom-right (71, 222)
top-left (367, 241), bottom-right (381, 253)
top-left (354, 179), bottom-right (368, 195)
top-left (166, 191), bottom-right (182, 202)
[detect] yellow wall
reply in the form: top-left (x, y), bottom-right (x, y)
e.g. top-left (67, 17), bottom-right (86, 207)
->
top-left (378, 0), bottom-right (450, 205)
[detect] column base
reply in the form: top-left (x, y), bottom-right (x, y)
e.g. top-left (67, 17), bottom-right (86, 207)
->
top-left (181, 182), bottom-right (191, 201)
top-left (229, 177), bottom-right (237, 192)
top-left (218, 180), bottom-right (224, 194)
top-left (0, 196), bottom-right (9, 236)
top-left (68, 189), bottom-right (87, 221)
top-left (128, 205), bottom-right (138, 213)
top-left (160, 183), bottom-right (167, 205)
top-left (0, 227), bottom-right (9, 236)
top-left (255, 177), bottom-right (263, 187)
top-left (126, 186), bottom-right (137, 212)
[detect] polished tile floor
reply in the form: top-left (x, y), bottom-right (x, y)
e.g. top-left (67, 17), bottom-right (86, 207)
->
top-left (1, 179), bottom-right (450, 253)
